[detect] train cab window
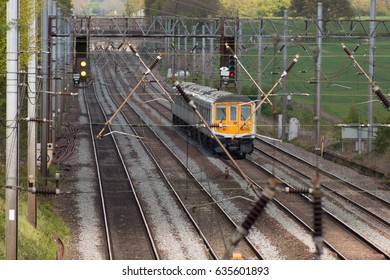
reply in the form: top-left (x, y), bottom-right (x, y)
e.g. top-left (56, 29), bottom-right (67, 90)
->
top-left (216, 105), bottom-right (226, 120)
top-left (241, 105), bottom-right (251, 121)
top-left (230, 106), bottom-right (237, 121)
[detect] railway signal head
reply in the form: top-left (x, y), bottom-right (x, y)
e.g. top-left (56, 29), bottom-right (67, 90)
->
top-left (229, 55), bottom-right (236, 79)
top-left (80, 60), bottom-right (87, 77)
top-left (76, 57), bottom-right (89, 82)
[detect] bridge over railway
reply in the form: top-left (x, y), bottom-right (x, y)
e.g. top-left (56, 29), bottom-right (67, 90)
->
top-left (54, 16), bottom-right (390, 39)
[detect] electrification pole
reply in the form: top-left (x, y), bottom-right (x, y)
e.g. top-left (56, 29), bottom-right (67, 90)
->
top-left (367, 0), bottom-right (376, 152)
top-left (6, 0), bottom-right (19, 259)
top-left (281, 10), bottom-right (288, 141)
top-left (27, 0), bottom-right (37, 228)
top-left (315, 2), bottom-right (323, 150)
top-left (256, 17), bottom-right (263, 129)
top-left (50, 1), bottom-right (57, 151)
top-left (40, 0), bottom-right (50, 185)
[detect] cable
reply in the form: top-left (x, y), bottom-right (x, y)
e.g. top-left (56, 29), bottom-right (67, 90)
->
top-left (96, 53), bottom-right (162, 139)
top-left (342, 43), bottom-right (390, 111)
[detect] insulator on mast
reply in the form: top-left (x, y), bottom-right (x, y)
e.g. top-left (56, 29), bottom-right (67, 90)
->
top-left (342, 43), bottom-right (353, 57)
top-left (283, 186), bottom-right (312, 195)
top-left (372, 86), bottom-right (390, 111)
top-left (175, 82), bottom-right (197, 110)
top-left (146, 55), bottom-right (161, 74)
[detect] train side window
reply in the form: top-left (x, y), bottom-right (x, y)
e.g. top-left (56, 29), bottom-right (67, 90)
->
top-left (206, 107), bottom-right (210, 121)
top-left (230, 106), bottom-right (237, 121)
top-left (241, 105), bottom-right (251, 121)
top-left (216, 105), bottom-right (226, 120)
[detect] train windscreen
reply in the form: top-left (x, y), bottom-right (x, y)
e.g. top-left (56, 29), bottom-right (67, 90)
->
top-left (241, 105), bottom-right (251, 121)
top-left (216, 105), bottom-right (226, 120)
top-left (230, 106), bottom-right (237, 121)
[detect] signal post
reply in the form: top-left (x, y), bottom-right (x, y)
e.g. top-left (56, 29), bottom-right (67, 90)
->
top-left (220, 36), bottom-right (236, 89)
top-left (73, 36), bottom-right (89, 86)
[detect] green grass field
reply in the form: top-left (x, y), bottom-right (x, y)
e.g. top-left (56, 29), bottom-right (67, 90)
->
top-left (142, 18), bottom-right (390, 124)
top-left (237, 36), bottom-right (390, 122)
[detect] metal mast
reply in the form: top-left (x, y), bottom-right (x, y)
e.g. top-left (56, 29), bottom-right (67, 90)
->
top-left (367, 0), bottom-right (376, 152)
top-left (315, 2), bottom-right (323, 150)
top-left (281, 10), bottom-right (288, 140)
top-left (6, 0), bottom-right (19, 259)
top-left (27, 0), bottom-right (37, 227)
top-left (40, 0), bottom-right (51, 185)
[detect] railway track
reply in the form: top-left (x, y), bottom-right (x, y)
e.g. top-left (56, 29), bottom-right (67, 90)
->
top-left (130, 61), bottom-right (390, 259)
top-left (53, 122), bottom-right (78, 167)
top-left (140, 86), bottom-right (390, 258)
top-left (235, 157), bottom-right (388, 259)
top-left (84, 62), bottom-right (159, 260)
top-left (92, 50), bottom-right (265, 259)
top-left (254, 136), bottom-right (390, 225)
top-left (101, 50), bottom-right (330, 259)
top-left (244, 136), bottom-right (390, 259)
top-left (74, 48), bottom-right (389, 260)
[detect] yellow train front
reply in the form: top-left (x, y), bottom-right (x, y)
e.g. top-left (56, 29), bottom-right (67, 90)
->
top-left (172, 82), bottom-right (256, 158)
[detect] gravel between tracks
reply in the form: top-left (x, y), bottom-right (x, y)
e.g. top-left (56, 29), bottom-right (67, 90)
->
top-left (55, 77), bottom-right (388, 260)
top-left (53, 92), bottom-right (105, 259)
top-left (126, 92), bottom-right (338, 260)
top-left (55, 87), bottom-right (337, 259)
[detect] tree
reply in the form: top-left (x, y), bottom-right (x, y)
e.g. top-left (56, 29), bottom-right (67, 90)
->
top-left (124, 0), bottom-right (144, 16)
top-left (373, 117), bottom-right (390, 154)
top-left (145, 0), bottom-right (166, 16)
top-left (57, 0), bottom-right (73, 16)
top-left (0, 0), bottom-right (6, 146)
top-left (351, 0), bottom-right (390, 17)
top-left (344, 104), bottom-right (361, 124)
top-left (76, 0), bottom-right (125, 15)
top-left (145, 0), bottom-right (221, 17)
top-left (290, 0), bottom-right (354, 20)
top-left (219, 0), bottom-right (290, 17)
top-left (0, 0), bottom-right (7, 80)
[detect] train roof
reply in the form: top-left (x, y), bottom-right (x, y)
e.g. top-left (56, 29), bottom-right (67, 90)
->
top-left (179, 82), bottom-right (252, 104)
top-left (215, 95), bottom-right (252, 103)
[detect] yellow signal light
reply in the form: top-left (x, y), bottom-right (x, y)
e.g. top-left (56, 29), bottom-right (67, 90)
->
top-left (80, 70), bottom-right (87, 77)
top-left (80, 60), bottom-right (87, 67)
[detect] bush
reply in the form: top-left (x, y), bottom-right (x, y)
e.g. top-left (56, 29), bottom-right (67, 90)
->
top-left (373, 117), bottom-right (390, 154)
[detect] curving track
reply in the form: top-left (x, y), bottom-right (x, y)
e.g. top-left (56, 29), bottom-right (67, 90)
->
top-left (70, 46), bottom-right (390, 260)
top-left (89, 50), bottom-right (265, 260)
top-left (83, 68), bottom-right (159, 260)
top-left (98, 49), bottom-right (325, 259)
top-left (244, 136), bottom-right (390, 259)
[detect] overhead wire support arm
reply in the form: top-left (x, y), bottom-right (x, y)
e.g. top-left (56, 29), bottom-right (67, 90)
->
top-left (96, 54), bottom-right (162, 139)
top-left (341, 43), bottom-right (390, 111)
top-left (256, 43), bottom-right (286, 80)
top-left (342, 43), bottom-right (372, 83)
top-left (128, 44), bottom-right (174, 103)
top-left (22, 117), bottom-right (53, 123)
top-left (233, 53), bottom-right (300, 139)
